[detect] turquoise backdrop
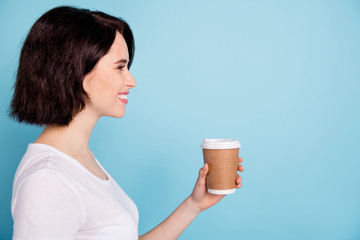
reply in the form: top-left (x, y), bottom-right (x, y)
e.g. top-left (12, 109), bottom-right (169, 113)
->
top-left (1, 0), bottom-right (360, 239)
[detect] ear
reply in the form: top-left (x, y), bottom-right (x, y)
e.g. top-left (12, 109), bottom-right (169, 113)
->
top-left (82, 72), bottom-right (93, 93)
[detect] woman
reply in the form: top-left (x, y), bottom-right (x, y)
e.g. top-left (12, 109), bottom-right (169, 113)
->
top-left (10, 6), bottom-right (244, 239)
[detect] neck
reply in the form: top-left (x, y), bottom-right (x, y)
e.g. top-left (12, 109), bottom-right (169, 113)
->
top-left (34, 107), bottom-right (99, 156)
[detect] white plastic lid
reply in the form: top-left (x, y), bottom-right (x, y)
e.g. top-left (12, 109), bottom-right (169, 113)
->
top-left (201, 138), bottom-right (241, 149)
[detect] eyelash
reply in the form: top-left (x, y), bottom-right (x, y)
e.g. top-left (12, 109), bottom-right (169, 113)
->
top-left (118, 65), bottom-right (126, 71)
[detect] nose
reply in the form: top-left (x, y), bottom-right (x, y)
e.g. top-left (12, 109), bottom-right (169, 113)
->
top-left (126, 70), bottom-right (137, 88)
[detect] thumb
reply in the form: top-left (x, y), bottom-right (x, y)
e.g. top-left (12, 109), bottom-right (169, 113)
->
top-left (197, 163), bottom-right (208, 183)
top-left (202, 163), bottom-right (209, 175)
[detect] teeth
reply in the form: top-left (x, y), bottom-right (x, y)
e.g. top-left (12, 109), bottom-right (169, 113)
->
top-left (117, 94), bottom-right (127, 100)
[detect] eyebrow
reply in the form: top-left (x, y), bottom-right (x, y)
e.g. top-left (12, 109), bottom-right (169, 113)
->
top-left (114, 59), bottom-right (128, 64)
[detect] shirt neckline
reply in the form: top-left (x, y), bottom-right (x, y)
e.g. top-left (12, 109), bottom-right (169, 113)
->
top-left (28, 142), bottom-right (111, 184)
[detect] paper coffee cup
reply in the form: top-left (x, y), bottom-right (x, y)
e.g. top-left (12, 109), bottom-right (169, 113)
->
top-left (201, 138), bottom-right (241, 195)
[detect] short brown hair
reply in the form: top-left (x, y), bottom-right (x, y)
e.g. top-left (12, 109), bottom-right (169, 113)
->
top-left (9, 6), bottom-right (135, 126)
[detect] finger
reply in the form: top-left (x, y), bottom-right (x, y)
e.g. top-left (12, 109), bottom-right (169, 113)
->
top-left (235, 175), bottom-right (242, 184)
top-left (236, 183), bottom-right (242, 189)
top-left (238, 157), bottom-right (243, 163)
top-left (238, 164), bottom-right (244, 172)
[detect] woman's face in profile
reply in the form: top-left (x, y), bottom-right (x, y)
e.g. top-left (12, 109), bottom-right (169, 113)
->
top-left (83, 31), bottom-right (137, 119)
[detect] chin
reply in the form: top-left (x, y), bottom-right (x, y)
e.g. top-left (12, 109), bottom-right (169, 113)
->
top-left (112, 111), bottom-right (126, 118)
top-left (102, 106), bottom-right (126, 118)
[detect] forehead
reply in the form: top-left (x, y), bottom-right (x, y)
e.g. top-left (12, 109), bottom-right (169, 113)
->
top-left (105, 31), bottom-right (129, 61)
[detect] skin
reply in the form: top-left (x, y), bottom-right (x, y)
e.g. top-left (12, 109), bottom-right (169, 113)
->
top-left (34, 31), bottom-right (244, 239)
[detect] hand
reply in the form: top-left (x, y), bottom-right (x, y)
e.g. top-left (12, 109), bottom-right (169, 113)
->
top-left (188, 157), bottom-right (244, 212)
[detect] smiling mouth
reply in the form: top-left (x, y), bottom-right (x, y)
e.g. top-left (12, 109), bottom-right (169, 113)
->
top-left (117, 93), bottom-right (128, 104)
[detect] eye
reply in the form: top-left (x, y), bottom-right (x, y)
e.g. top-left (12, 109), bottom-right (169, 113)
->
top-left (117, 65), bottom-right (126, 72)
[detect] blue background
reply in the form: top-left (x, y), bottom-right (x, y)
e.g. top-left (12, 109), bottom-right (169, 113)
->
top-left (1, 0), bottom-right (360, 239)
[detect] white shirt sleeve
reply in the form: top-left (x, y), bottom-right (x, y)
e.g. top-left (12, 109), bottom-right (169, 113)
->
top-left (12, 169), bottom-right (84, 240)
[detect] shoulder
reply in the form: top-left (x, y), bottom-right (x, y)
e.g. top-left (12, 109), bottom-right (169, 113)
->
top-left (11, 169), bottom-right (85, 239)
top-left (12, 144), bottom-right (84, 212)
top-left (16, 168), bottom-right (78, 196)
top-left (14, 143), bottom-right (76, 186)
top-left (11, 143), bottom-right (90, 238)
top-left (11, 166), bottom-right (86, 228)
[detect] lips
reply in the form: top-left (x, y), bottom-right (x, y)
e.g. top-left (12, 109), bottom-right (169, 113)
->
top-left (117, 91), bottom-right (129, 104)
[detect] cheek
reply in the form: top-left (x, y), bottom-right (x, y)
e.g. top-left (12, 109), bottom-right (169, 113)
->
top-left (93, 74), bottom-right (121, 96)
top-left (100, 82), bottom-right (125, 108)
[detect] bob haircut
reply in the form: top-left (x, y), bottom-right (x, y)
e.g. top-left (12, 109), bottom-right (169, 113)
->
top-left (9, 6), bottom-right (135, 126)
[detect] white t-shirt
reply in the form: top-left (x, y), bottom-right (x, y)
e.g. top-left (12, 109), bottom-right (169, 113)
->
top-left (11, 143), bottom-right (139, 240)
